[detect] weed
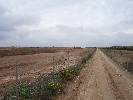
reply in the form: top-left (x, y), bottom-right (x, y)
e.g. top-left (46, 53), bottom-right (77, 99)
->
top-left (7, 82), bottom-right (33, 99)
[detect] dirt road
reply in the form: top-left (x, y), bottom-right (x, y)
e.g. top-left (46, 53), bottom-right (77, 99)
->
top-left (55, 49), bottom-right (133, 100)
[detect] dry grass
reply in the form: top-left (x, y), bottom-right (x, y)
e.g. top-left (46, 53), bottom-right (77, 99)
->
top-left (102, 49), bottom-right (133, 74)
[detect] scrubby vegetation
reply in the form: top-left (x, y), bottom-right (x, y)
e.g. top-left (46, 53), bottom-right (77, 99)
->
top-left (6, 83), bottom-right (33, 99)
top-left (101, 48), bottom-right (133, 74)
top-left (4, 48), bottom-right (96, 100)
top-left (102, 46), bottom-right (133, 51)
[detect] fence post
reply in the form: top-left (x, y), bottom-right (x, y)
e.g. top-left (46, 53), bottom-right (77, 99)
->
top-left (53, 56), bottom-right (55, 78)
top-left (15, 65), bottom-right (19, 100)
top-left (67, 50), bottom-right (70, 68)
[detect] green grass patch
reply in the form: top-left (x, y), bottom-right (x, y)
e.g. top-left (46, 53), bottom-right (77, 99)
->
top-left (6, 82), bottom-right (33, 100)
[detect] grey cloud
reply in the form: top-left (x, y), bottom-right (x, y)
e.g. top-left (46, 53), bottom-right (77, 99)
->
top-left (44, 25), bottom-right (133, 46)
top-left (1, 25), bottom-right (133, 47)
top-left (0, 5), bottom-right (7, 14)
top-left (0, 15), bottom-right (40, 32)
top-left (0, 5), bottom-right (40, 33)
top-left (0, 32), bottom-right (17, 42)
top-left (0, 0), bottom-right (133, 47)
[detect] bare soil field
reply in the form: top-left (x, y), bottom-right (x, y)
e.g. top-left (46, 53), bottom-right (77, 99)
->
top-left (0, 47), bottom-right (74, 57)
top-left (54, 49), bottom-right (133, 100)
top-left (0, 48), bottom-right (86, 96)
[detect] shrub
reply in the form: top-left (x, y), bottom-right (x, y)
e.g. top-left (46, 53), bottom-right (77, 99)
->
top-left (7, 82), bottom-right (33, 99)
top-left (34, 73), bottom-right (64, 99)
top-left (60, 67), bottom-right (80, 81)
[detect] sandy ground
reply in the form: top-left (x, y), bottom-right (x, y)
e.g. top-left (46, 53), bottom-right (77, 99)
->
top-left (55, 49), bottom-right (133, 100)
top-left (0, 49), bottom-right (86, 96)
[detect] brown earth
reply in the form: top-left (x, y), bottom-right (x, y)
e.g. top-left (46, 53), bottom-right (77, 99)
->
top-left (55, 49), bottom-right (133, 100)
top-left (0, 48), bottom-right (86, 96)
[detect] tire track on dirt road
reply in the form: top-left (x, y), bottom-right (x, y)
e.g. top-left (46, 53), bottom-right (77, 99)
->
top-left (99, 50), bottom-right (133, 100)
top-left (79, 49), bottom-right (116, 100)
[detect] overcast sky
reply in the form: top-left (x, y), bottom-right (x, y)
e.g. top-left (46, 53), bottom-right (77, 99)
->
top-left (0, 0), bottom-right (133, 47)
